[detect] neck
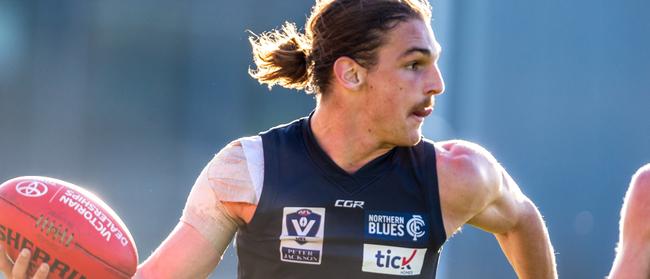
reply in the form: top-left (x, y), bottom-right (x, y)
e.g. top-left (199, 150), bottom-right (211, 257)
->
top-left (310, 98), bottom-right (394, 174)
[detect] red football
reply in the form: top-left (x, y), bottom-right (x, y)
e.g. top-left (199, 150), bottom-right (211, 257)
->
top-left (0, 176), bottom-right (138, 279)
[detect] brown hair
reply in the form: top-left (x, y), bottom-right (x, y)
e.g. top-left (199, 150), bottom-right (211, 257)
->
top-left (248, 0), bottom-right (432, 94)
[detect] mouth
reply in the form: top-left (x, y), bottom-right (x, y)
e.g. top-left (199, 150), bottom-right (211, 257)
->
top-left (409, 107), bottom-right (433, 123)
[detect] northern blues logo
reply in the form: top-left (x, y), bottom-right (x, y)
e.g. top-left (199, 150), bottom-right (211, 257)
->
top-left (280, 207), bottom-right (325, 265)
top-left (362, 244), bottom-right (427, 276)
top-left (365, 211), bottom-right (428, 243)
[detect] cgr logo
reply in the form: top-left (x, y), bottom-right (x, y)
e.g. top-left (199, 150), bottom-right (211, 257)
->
top-left (362, 244), bottom-right (427, 276)
top-left (334, 199), bottom-right (364, 209)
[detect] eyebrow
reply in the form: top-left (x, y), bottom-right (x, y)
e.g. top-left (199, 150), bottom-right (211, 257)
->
top-left (399, 44), bottom-right (442, 59)
top-left (400, 47), bottom-right (431, 58)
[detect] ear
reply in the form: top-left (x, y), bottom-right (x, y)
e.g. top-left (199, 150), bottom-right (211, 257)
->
top-left (333, 57), bottom-right (367, 90)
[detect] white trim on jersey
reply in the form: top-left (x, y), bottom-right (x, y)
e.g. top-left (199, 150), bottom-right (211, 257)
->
top-left (240, 135), bottom-right (264, 204)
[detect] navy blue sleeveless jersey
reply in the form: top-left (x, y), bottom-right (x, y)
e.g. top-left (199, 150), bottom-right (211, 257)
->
top-left (236, 116), bottom-right (446, 278)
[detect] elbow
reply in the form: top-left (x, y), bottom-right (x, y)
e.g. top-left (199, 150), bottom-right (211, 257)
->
top-left (516, 199), bottom-right (544, 229)
top-left (501, 199), bottom-right (545, 237)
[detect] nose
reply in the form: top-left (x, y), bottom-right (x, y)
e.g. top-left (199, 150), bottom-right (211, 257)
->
top-left (425, 64), bottom-right (445, 96)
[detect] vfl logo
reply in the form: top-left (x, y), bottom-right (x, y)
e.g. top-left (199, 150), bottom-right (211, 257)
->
top-left (280, 207), bottom-right (325, 265)
top-left (286, 209), bottom-right (321, 245)
top-left (16, 181), bottom-right (48, 198)
top-left (362, 244), bottom-right (427, 276)
top-left (406, 215), bottom-right (425, 241)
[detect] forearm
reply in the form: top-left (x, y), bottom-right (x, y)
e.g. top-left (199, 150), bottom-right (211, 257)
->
top-left (133, 222), bottom-right (231, 279)
top-left (494, 201), bottom-right (557, 279)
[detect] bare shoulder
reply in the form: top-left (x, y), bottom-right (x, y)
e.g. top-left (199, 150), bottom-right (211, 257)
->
top-left (632, 164), bottom-right (650, 189)
top-left (436, 140), bottom-right (501, 194)
top-left (624, 164), bottom-right (650, 218)
top-left (613, 164), bottom-right (650, 278)
top-left (435, 140), bottom-right (502, 235)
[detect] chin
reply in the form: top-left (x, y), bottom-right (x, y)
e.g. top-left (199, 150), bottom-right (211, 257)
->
top-left (397, 130), bottom-right (422, 147)
top-left (407, 135), bottom-right (423, 146)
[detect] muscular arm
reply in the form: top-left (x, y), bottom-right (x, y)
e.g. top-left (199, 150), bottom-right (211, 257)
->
top-left (136, 140), bottom-right (258, 278)
top-left (609, 164), bottom-right (650, 279)
top-left (479, 169), bottom-right (556, 279)
top-left (2, 140), bottom-right (259, 279)
top-left (135, 170), bottom-right (241, 279)
top-left (134, 222), bottom-right (226, 279)
top-left (438, 140), bottom-right (557, 279)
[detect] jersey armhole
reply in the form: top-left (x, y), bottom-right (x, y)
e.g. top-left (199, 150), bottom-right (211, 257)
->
top-left (424, 140), bottom-right (448, 242)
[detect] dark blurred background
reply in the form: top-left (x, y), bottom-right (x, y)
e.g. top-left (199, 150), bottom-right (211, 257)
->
top-left (0, 1), bottom-right (648, 278)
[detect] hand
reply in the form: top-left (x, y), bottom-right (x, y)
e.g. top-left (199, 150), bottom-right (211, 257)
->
top-left (0, 246), bottom-right (49, 279)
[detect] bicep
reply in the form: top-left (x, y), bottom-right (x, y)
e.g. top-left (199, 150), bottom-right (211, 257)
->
top-left (438, 141), bottom-right (503, 236)
top-left (467, 167), bottom-right (530, 234)
top-left (138, 165), bottom-right (238, 278)
top-left (135, 221), bottom-right (230, 279)
top-left (135, 142), bottom-right (258, 278)
top-left (438, 140), bottom-right (528, 235)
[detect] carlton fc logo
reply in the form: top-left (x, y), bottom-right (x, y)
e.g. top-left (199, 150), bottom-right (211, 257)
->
top-left (406, 215), bottom-right (426, 241)
top-left (280, 207), bottom-right (326, 265)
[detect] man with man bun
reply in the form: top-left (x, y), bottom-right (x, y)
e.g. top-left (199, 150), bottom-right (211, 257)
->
top-left (1, 0), bottom-right (557, 278)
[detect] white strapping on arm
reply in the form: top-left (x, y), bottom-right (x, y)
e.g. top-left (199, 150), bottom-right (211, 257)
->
top-left (180, 162), bottom-right (239, 256)
top-left (180, 136), bottom-right (264, 252)
top-left (240, 135), bottom-right (264, 203)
